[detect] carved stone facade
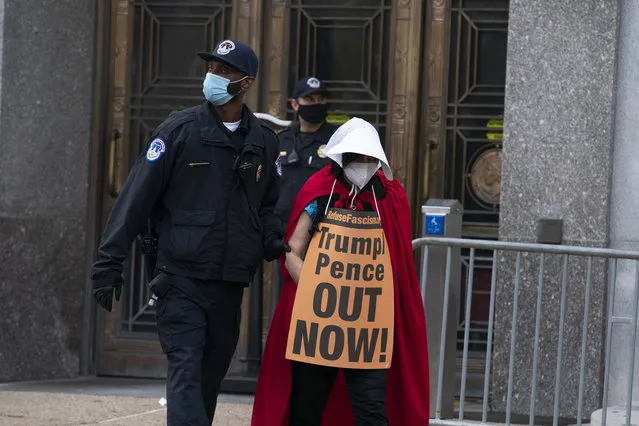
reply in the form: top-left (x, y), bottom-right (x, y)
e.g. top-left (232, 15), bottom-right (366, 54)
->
top-left (423, 0), bottom-right (448, 202)
top-left (386, 0), bottom-right (423, 207)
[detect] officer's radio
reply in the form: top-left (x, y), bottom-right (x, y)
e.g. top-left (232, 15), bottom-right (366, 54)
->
top-left (286, 149), bottom-right (299, 165)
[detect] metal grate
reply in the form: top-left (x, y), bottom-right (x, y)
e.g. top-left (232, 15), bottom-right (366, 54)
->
top-left (285, 0), bottom-right (391, 143)
top-left (445, 0), bottom-right (509, 237)
top-left (118, 0), bottom-right (232, 337)
top-left (457, 249), bottom-right (494, 353)
top-left (443, 0), bottom-right (510, 366)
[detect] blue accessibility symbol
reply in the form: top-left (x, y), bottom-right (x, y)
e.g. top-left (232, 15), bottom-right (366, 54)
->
top-left (425, 215), bottom-right (445, 235)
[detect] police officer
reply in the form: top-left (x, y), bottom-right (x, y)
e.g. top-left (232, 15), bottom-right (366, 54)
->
top-left (91, 39), bottom-right (287, 425)
top-left (274, 77), bottom-right (337, 231)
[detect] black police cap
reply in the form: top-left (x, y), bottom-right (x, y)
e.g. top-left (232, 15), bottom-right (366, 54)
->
top-left (197, 40), bottom-right (258, 78)
top-left (292, 76), bottom-right (328, 99)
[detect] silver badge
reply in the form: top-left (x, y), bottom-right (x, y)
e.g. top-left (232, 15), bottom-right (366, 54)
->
top-left (217, 40), bottom-right (235, 56)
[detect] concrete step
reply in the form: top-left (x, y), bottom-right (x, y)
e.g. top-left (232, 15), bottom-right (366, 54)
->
top-left (591, 406), bottom-right (639, 426)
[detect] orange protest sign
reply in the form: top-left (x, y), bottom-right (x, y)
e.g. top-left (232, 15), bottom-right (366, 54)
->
top-left (285, 208), bottom-right (394, 369)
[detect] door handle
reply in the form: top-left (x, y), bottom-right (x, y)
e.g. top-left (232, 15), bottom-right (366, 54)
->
top-left (108, 128), bottom-right (122, 197)
top-left (422, 139), bottom-right (437, 201)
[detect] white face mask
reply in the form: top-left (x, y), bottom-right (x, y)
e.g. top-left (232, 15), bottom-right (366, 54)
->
top-left (343, 161), bottom-right (379, 189)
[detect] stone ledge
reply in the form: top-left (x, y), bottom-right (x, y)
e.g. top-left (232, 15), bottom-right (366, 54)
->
top-left (591, 406), bottom-right (639, 426)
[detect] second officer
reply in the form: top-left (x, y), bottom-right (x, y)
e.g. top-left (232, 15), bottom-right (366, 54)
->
top-left (274, 77), bottom-right (337, 231)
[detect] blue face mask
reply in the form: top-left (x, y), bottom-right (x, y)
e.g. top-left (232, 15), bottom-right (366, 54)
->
top-left (203, 72), bottom-right (246, 106)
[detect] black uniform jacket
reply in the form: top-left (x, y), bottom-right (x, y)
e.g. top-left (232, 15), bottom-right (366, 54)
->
top-left (91, 102), bottom-right (281, 286)
top-left (274, 121), bottom-right (337, 229)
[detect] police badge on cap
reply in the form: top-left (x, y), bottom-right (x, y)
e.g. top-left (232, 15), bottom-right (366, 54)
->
top-left (217, 40), bottom-right (235, 55)
top-left (292, 76), bottom-right (328, 99)
top-left (307, 77), bottom-right (321, 89)
top-left (197, 39), bottom-right (259, 77)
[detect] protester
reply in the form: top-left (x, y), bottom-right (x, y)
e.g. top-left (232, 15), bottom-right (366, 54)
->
top-left (251, 117), bottom-right (430, 426)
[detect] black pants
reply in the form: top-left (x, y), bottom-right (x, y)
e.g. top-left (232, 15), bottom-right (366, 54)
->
top-left (155, 275), bottom-right (244, 426)
top-left (289, 361), bottom-right (389, 426)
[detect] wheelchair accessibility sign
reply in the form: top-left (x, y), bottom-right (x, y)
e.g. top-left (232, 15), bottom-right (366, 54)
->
top-left (425, 215), bottom-right (445, 236)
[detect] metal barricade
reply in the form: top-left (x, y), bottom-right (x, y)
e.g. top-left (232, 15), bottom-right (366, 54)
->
top-left (413, 236), bottom-right (639, 426)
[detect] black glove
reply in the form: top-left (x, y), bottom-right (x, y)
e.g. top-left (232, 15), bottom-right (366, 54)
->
top-left (264, 238), bottom-right (291, 261)
top-left (93, 282), bottom-right (123, 312)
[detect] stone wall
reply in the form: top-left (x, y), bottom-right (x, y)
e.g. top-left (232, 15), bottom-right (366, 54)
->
top-left (494, 0), bottom-right (619, 419)
top-left (0, 0), bottom-right (95, 381)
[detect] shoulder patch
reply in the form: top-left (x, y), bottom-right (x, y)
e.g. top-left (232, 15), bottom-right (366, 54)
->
top-left (146, 138), bottom-right (166, 162)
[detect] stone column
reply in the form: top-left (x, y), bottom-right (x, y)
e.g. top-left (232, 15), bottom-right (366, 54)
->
top-left (0, 0), bottom-right (96, 381)
top-left (494, 0), bottom-right (619, 419)
top-left (607, 0), bottom-right (639, 410)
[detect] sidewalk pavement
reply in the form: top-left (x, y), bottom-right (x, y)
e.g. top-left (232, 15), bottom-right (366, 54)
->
top-left (0, 377), bottom-right (253, 425)
top-left (0, 376), bottom-right (589, 425)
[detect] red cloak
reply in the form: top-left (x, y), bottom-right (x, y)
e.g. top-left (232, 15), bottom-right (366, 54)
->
top-left (251, 166), bottom-right (430, 426)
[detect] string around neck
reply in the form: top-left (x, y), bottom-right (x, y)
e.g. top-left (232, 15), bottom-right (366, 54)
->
top-left (349, 184), bottom-right (358, 210)
top-left (325, 179), bottom-right (338, 216)
top-left (372, 185), bottom-right (381, 220)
